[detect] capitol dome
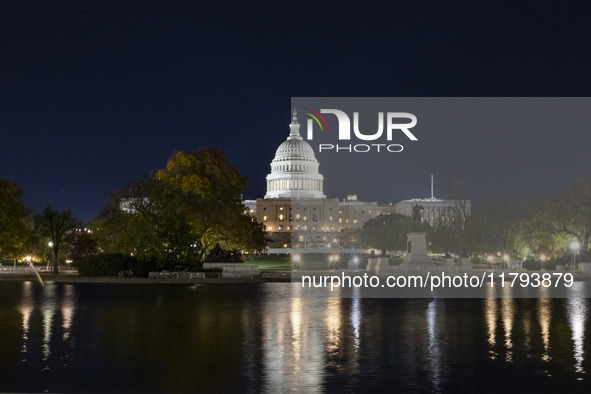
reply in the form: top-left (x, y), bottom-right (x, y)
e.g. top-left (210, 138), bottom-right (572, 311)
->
top-left (274, 138), bottom-right (316, 161)
top-left (264, 109), bottom-right (325, 199)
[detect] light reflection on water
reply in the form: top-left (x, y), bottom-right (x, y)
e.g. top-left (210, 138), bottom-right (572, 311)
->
top-left (538, 297), bottom-right (552, 364)
top-left (502, 297), bottom-right (515, 363)
top-left (426, 299), bottom-right (444, 390)
top-left (17, 281), bottom-right (33, 358)
top-left (1, 281), bottom-right (591, 392)
top-left (41, 283), bottom-right (56, 364)
top-left (61, 284), bottom-right (75, 341)
top-left (567, 297), bottom-right (587, 376)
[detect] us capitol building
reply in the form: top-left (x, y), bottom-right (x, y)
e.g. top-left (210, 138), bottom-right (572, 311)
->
top-left (244, 110), bottom-right (468, 252)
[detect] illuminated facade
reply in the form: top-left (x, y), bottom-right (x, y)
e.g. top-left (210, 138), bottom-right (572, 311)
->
top-left (394, 198), bottom-right (471, 226)
top-left (245, 110), bottom-right (395, 250)
top-left (245, 110), bottom-right (469, 251)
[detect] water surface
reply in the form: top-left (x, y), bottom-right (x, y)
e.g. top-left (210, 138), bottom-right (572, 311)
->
top-left (0, 281), bottom-right (590, 392)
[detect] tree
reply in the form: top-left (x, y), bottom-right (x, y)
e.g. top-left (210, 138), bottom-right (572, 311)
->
top-left (517, 180), bottom-right (591, 259)
top-left (93, 148), bottom-right (265, 268)
top-left (92, 176), bottom-right (164, 260)
top-left (65, 225), bottom-right (98, 265)
top-left (465, 198), bottom-right (522, 256)
top-left (444, 179), bottom-right (472, 255)
top-left (426, 217), bottom-right (453, 254)
top-left (154, 148), bottom-right (263, 262)
top-left (363, 214), bottom-right (414, 252)
top-left (36, 206), bottom-right (77, 274)
top-left (0, 179), bottom-right (31, 260)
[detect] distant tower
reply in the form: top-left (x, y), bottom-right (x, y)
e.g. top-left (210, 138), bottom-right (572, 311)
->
top-left (264, 109), bottom-right (325, 199)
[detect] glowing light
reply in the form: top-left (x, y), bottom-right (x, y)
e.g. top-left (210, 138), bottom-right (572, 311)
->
top-left (487, 255), bottom-right (493, 262)
top-left (540, 254), bottom-right (547, 261)
top-left (503, 254), bottom-right (509, 262)
top-left (570, 241), bottom-right (581, 251)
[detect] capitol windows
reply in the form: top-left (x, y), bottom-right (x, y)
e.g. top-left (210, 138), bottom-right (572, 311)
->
top-left (278, 225), bottom-right (283, 230)
top-left (353, 219), bottom-right (358, 224)
top-left (299, 235), bottom-right (304, 242)
top-left (303, 216), bottom-right (307, 221)
top-left (279, 207), bottom-right (284, 211)
top-left (263, 215), bottom-right (267, 221)
top-left (279, 214), bottom-right (284, 221)
top-left (329, 216), bottom-right (333, 221)
top-left (296, 213), bottom-right (301, 220)
top-left (267, 225), bottom-right (273, 231)
top-left (339, 218), bottom-right (342, 223)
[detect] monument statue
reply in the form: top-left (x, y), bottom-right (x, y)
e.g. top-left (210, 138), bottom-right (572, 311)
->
top-left (401, 204), bottom-right (433, 267)
top-left (412, 204), bottom-right (424, 231)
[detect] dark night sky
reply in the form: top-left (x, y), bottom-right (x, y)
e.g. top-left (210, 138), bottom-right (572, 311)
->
top-left (1, 1), bottom-right (590, 222)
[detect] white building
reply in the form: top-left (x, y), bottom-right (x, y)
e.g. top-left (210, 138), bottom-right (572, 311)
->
top-left (245, 110), bottom-right (469, 251)
top-left (264, 109), bottom-right (325, 199)
top-left (394, 198), bottom-right (471, 226)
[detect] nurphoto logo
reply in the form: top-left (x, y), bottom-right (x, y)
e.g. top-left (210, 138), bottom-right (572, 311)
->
top-left (302, 107), bottom-right (418, 153)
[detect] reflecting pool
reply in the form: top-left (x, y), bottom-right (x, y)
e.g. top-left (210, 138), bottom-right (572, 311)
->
top-left (0, 281), bottom-right (590, 392)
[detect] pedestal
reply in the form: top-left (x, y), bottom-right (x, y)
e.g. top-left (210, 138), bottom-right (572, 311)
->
top-left (401, 232), bottom-right (434, 266)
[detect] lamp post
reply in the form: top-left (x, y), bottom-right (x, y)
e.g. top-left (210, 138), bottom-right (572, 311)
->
top-left (47, 242), bottom-right (54, 271)
top-left (570, 241), bottom-right (581, 271)
top-left (291, 254), bottom-right (301, 271)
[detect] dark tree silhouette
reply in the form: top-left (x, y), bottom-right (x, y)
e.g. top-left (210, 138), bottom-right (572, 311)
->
top-left (37, 206), bottom-right (77, 274)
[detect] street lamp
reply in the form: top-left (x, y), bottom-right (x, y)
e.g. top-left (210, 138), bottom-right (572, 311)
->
top-left (570, 241), bottom-right (581, 270)
top-left (47, 242), bottom-right (54, 271)
top-left (291, 254), bottom-right (301, 270)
